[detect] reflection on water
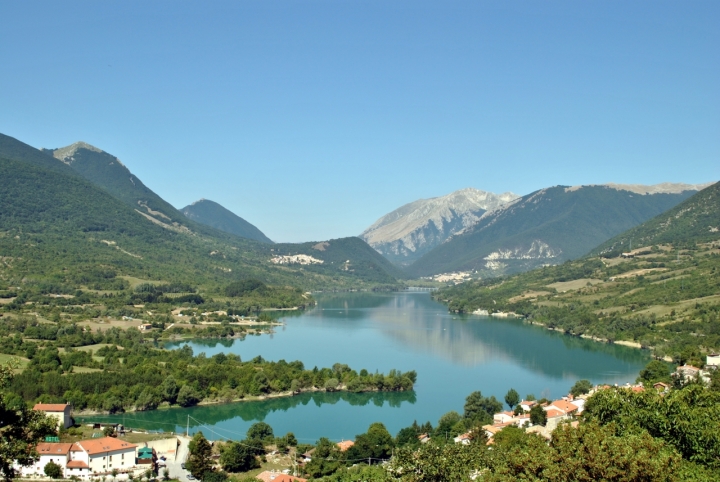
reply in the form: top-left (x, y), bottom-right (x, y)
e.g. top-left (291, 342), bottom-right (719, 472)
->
top-left (151, 291), bottom-right (649, 441)
top-left (79, 390), bottom-right (416, 434)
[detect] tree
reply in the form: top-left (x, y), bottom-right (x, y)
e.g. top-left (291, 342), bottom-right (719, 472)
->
top-left (103, 426), bottom-right (116, 437)
top-left (220, 441), bottom-right (261, 473)
top-left (246, 422), bottom-right (273, 441)
top-left (0, 361), bottom-right (57, 480)
top-left (346, 423), bottom-right (394, 464)
top-left (202, 471), bottom-right (227, 482)
top-left (186, 432), bottom-right (213, 479)
top-left (504, 388), bottom-right (519, 410)
top-left (285, 432), bottom-right (298, 447)
top-left (569, 379), bottom-right (593, 397)
top-left (637, 360), bottom-right (672, 385)
top-left (162, 469), bottom-right (169, 481)
top-left (463, 391), bottom-right (502, 425)
top-left (177, 385), bottom-right (201, 407)
top-left (44, 461), bottom-right (63, 479)
top-left (111, 469), bottom-right (119, 482)
top-left (530, 404), bottom-right (547, 426)
top-left (324, 378), bottom-right (339, 392)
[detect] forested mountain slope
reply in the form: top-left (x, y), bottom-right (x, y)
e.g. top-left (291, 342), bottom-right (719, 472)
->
top-left (435, 183), bottom-right (720, 362)
top-left (360, 188), bottom-right (518, 266)
top-left (0, 133), bottom-right (402, 292)
top-left (181, 199), bottom-right (273, 244)
top-left (590, 181), bottom-right (720, 255)
top-left (407, 184), bottom-right (706, 278)
top-left (42, 142), bottom-right (192, 230)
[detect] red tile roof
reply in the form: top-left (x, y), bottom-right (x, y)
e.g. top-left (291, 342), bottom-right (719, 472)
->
top-left (256, 471), bottom-right (307, 482)
top-left (33, 404), bottom-right (70, 412)
top-left (336, 440), bottom-right (354, 452)
top-left (76, 437), bottom-right (136, 455)
top-left (545, 408), bottom-right (566, 418)
top-left (550, 400), bottom-right (578, 413)
top-left (66, 460), bottom-right (89, 469)
top-left (37, 443), bottom-right (73, 455)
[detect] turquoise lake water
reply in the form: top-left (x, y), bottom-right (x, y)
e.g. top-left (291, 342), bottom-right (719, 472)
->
top-left (79, 291), bottom-right (648, 443)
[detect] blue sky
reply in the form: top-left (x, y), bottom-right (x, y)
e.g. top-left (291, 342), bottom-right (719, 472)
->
top-left (1, 1), bottom-right (718, 242)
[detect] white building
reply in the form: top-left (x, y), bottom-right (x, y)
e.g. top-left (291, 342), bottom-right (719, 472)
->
top-left (15, 437), bottom-right (137, 479)
top-left (33, 403), bottom-right (73, 430)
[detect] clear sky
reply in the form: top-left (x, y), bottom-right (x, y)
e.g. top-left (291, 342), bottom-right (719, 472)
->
top-left (1, 1), bottom-right (718, 242)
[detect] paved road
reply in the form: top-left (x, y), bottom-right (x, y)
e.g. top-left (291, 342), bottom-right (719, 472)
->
top-left (164, 436), bottom-right (190, 482)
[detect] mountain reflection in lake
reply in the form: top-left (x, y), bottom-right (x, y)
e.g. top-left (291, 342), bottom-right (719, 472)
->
top-left (84, 291), bottom-right (648, 442)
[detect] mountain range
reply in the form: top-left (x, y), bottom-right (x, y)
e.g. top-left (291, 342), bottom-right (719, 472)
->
top-left (0, 133), bottom-right (402, 293)
top-left (360, 188), bottom-right (518, 266)
top-left (401, 183), bottom-right (711, 278)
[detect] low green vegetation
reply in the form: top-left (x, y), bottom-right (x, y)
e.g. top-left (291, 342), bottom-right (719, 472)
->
top-left (1, 321), bottom-right (416, 413)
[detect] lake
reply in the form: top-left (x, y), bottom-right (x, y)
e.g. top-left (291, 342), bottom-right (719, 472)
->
top-left (78, 291), bottom-right (649, 443)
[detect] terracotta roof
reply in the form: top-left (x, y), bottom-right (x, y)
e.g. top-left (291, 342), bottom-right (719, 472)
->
top-left (256, 471), bottom-right (307, 482)
top-left (336, 440), bottom-right (354, 452)
top-left (37, 443), bottom-right (73, 455)
top-left (545, 408), bottom-right (566, 418)
top-left (76, 437), bottom-right (136, 455)
top-left (33, 403), bottom-right (70, 412)
top-left (550, 400), bottom-right (578, 413)
top-left (631, 386), bottom-right (645, 393)
top-left (66, 460), bottom-right (89, 469)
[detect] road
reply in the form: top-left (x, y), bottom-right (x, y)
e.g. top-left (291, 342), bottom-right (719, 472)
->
top-left (164, 436), bottom-right (190, 482)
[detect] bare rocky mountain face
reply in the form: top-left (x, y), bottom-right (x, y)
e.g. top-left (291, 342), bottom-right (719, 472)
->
top-left (360, 188), bottom-right (519, 266)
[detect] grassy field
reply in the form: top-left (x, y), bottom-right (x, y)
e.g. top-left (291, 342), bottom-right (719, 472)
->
top-left (0, 353), bottom-right (29, 372)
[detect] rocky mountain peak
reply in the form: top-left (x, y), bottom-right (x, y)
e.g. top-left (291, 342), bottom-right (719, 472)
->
top-left (360, 188), bottom-right (519, 266)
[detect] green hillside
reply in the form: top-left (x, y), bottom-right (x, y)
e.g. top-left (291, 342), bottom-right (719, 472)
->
top-left (591, 181), bottom-right (720, 255)
top-left (41, 142), bottom-right (191, 228)
top-left (407, 185), bottom-right (699, 278)
top-left (0, 133), bottom-right (79, 176)
top-left (181, 198), bottom-right (273, 243)
top-left (0, 133), bottom-right (402, 294)
top-left (434, 185), bottom-right (720, 363)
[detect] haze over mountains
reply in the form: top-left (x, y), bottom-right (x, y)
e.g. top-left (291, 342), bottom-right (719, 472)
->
top-left (360, 188), bottom-right (518, 266)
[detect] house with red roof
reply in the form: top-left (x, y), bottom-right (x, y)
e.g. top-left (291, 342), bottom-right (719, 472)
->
top-left (33, 403), bottom-right (73, 429)
top-left (256, 470), bottom-right (307, 482)
top-left (336, 440), bottom-right (355, 452)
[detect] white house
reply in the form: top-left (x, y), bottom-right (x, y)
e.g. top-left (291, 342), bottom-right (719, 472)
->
top-left (15, 443), bottom-right (74, 478)
top-left (15, 437), bottom-right (137, 478)
top-left (33, 403), bottom-right (73, 429)
top-left (707, 353), bottom-right (720, 368)
top-left (493, 411), bottom-right (515, 424)
top-left (73, 437), bottom-right (137, 474)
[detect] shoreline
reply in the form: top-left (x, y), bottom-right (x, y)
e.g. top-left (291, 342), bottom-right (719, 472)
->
top-left (73, 385), bottom-right (411, 418)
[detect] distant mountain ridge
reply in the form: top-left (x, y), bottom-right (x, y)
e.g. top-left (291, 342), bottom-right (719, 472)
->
top-left (360, 188), bottom-right (519, 266)
top-left (406, 183), bottom-right (709, 277)
top-left (181, 199), bottom-right (273, 244)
